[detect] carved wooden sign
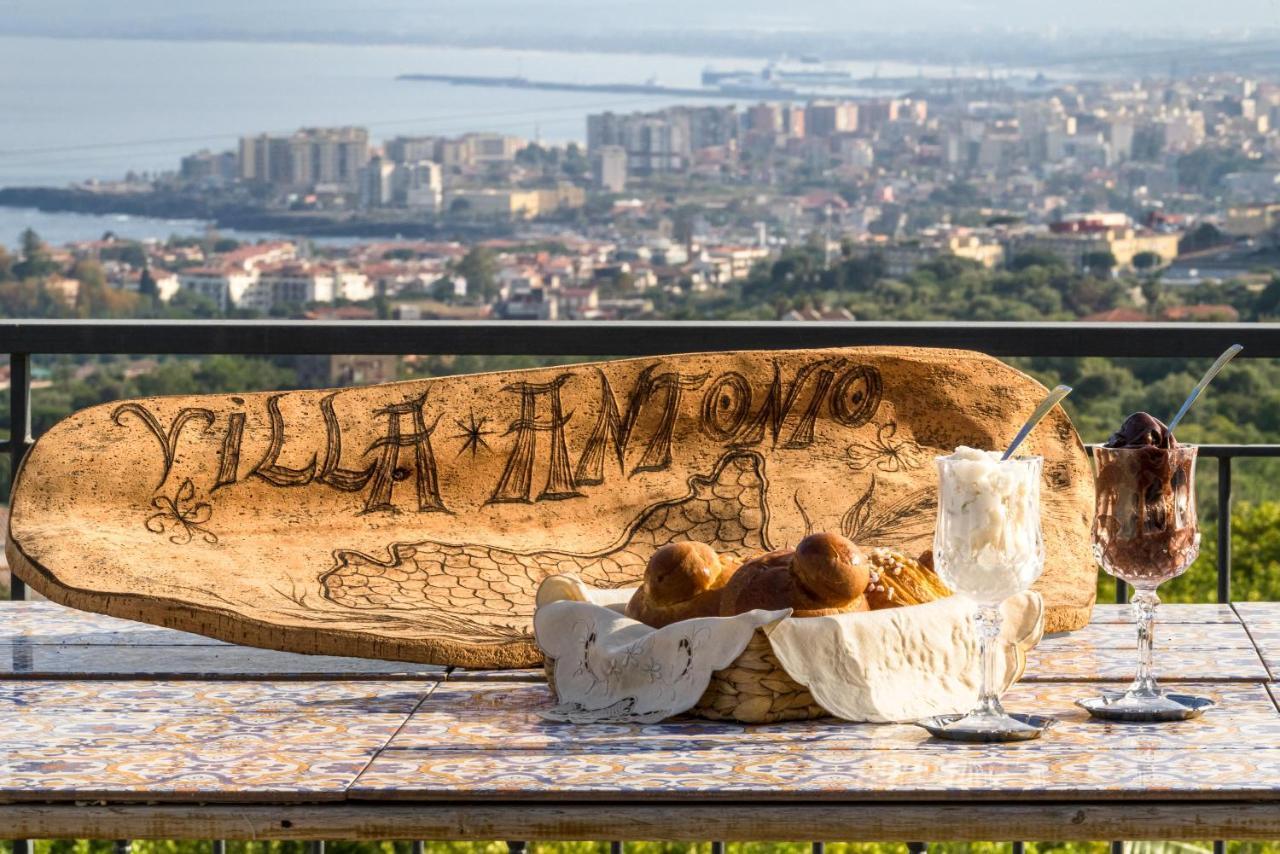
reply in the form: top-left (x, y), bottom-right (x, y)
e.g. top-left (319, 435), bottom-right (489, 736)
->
top-left (7, 347), bottom-right (1095, 668)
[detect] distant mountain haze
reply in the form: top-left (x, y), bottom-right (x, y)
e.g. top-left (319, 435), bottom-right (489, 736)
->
top-left (3, 0), bottom-right (1279, 39)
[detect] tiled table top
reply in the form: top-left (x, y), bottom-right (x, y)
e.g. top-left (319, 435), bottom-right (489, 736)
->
top-left (4, 600), bottom-right (1280, 804)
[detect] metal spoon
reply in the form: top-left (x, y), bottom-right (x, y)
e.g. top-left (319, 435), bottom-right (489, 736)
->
top-left (1003, 384), bottom-right (1073, 460)
top-left (1167, 344), bottom-right (1244, 434)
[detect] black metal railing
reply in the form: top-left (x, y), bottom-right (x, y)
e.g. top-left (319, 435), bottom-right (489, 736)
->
top-left (4, 319), bottom-right (1278, 854)
top-left (4, 319), bottom-right (1276, 603)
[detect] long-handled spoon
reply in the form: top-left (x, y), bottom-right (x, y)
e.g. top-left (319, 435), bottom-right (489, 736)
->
top-left (1002, 384), bottom-right (1073, 460)
top-left (1167, 344), bottom-right (1244, 434)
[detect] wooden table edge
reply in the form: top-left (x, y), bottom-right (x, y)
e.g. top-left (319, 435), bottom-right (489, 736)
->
top-left (7, 800), bottom-right (1280, 841)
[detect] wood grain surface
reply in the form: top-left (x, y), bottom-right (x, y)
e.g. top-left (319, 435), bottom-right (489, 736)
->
top-left (7, 347), bottom-right (1095, 668)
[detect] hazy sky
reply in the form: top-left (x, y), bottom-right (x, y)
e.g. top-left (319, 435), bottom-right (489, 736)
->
top-left (3, 0), bottom-right (1280, 37)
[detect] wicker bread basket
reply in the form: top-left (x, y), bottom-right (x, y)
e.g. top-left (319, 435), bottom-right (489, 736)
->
top-left (543, 627), bottom-right (824, 722)
top-left (542, 547), bottom-right (946, 723)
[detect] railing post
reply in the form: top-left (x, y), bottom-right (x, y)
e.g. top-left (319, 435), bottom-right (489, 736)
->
top-left (1218, 456), bottom-right (1232, 604)
top-left (8, 352), bottom-right (31, 600)
top-left (6, 353), bottom-right (31, 854)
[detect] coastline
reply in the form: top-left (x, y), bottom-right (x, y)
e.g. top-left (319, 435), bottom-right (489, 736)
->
top-left (0, 188), bottom-right (517, 242)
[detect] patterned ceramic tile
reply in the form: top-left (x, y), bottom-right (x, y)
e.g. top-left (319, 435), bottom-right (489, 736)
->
top-left (0, 679), bottom-right (435, 715)
top-left (1088, 604), bottom-right (1240, 624)
top-left (0, 601), bottom-right (227, 645)
top-left (1039, 621), bottom-right (1255, 651)
top-left (384, 681), bottom-right (1277, 754)
top-left (1238, 627), bottom-right (1280, 658)
top-left (0, 678), bottom-right (428, 802)
top-left (0, 744), bottom-right (379, 802)
top-left (1236, 634), bottom-right (1280, 682)
top-left (351, 745), bottom-right (1280, 800)
top-left (1024, 647), bottom-right (1268, 682)
top-left (1232, 602), bottom-right (1280, 624)
top-left (0, 709), bottom-right (414, 752)
top-left (0, 643), bottom-right (446, 679)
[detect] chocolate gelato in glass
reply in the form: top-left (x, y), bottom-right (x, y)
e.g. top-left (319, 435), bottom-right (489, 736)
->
top-left (1091, 413), bottom-right (1199, 587)
top-left (1105, 411), bottom-right (1178, 450)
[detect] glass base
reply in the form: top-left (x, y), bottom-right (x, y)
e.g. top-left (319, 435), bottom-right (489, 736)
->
top-left (917, 711), bottom-right (1055, 742)
top-left (1078, 691), bottom-right (1215, 722)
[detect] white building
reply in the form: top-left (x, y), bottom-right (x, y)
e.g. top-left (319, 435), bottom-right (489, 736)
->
top-left (399, 161), bottom-right (444, 210)
top-left (359, 158), bottom-right (397, 208)
top-left (259, 264), bottom-right (336, 306)
top-left (593, 146), bottom-right (627, 192)
top-left (335, 270), bottom-right (374, 302)
top-left (177, 268), bottom-right (259, 313)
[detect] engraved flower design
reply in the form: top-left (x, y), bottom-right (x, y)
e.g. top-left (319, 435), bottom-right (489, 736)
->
top-left (845, 422), bottom-right (924, 473)
top-left (145, 479), bottom-right (218, 546)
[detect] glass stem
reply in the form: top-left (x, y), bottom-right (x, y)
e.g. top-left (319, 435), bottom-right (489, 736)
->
top-left (1129, 589), bottom-right (1161, 699)
top-left (974, 604), bottom-right (1006, 717)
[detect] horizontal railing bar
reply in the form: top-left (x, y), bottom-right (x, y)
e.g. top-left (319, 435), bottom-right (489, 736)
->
top-left (0, 320), bottom-right (1273, 357)
top-left (5, 801), bottom-right (1280, 841)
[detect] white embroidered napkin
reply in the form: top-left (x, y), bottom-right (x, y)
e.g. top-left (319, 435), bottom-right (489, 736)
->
top-left (534, 599), bottom-right (790, 723)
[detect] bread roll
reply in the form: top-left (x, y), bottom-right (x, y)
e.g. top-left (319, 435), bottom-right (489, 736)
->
top-left (720, 533), bottom-right (871, 617)
top-left (864, 547), bottom-right (951, 609)
top-left (625, 542), bottom-right (737, 627)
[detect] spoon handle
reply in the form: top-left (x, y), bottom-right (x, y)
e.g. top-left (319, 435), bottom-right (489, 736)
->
top-left (1003, 384), bottom-right (1073, 461)
top-left (1167, 344), bottom-right (1243, 433)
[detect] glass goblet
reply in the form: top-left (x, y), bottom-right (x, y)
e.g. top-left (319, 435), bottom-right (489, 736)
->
top-left (1079, 444), bottom-right (1215, 722)
top-left (917, 452), bottom-right (1054, 742)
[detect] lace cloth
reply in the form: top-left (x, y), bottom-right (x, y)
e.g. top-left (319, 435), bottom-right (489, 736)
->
top-left (534, 575), bottom-right (1043, 724)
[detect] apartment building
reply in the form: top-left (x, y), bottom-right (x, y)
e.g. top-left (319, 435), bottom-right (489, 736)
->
top-left (177, 267), bottom-right (260, 313)
top-left (238, 127), bottom-right (370, 192)
top-left (592, 146), bottom-right (628, 192)
top-left (1014, 215), bottom-right (1181, 271)
top-left (805, 101), bottom-right (858, 137)
top-left (444, 185), bottom-right (585, 219)
top-left (1226, 202), bottom-right (1280, 236)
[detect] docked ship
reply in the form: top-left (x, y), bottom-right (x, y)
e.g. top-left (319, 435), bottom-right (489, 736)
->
top-left (702, 58), bottom-right (857, 91)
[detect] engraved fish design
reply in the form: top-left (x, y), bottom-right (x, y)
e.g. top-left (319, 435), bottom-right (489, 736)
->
top-left (319, 451), bottom-right (771, 620)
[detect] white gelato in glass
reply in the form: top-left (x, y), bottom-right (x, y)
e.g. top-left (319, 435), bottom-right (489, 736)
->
top-left (933, 446), bottom-right (1045, 604)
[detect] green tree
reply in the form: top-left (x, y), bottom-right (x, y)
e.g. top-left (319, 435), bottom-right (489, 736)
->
top-left (1132, 251), bottom-right (1162, 272)
top-left (561, 143), bottom-right (588, 179)
top-left (13, 228), bottom-right (57, 280)
top-left (1179, 222), bottom-right (1229, 254)
top-left (138, 267), bottom-right (159, 302)
top-left (454, 247), bottom-right (498, 301)
top-left (164, 288), bottom-right (221, 319)
top-left (1082, 251), bottom-right (1117, 277)
top-left (1253, 277), bottom-right (1280, 319)
top-left (1008, 249), bottom-right (1067, 272)
top-left (1140, 276), bottom-right (1164, 314)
